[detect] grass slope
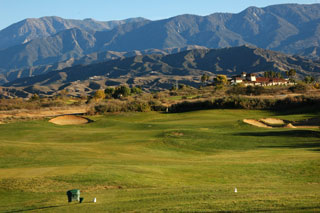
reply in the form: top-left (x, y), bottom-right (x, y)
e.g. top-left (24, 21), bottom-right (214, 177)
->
top-left (0, 110), bottom-right (319, 212)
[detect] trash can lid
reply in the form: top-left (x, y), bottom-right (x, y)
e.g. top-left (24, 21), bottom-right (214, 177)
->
top-left (67, 189), bottom-right (80, 195)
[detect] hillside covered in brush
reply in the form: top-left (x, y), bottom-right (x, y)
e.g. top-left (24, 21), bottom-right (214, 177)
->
top-left (2, 46), bottom-right (319, 97)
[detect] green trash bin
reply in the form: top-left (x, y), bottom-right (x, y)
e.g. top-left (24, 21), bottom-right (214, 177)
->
top-left (66, 189), bottom-right (80, 202)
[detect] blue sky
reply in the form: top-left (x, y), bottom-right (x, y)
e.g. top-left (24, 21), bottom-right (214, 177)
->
top-left (0, 0), bottom-right (319, 30)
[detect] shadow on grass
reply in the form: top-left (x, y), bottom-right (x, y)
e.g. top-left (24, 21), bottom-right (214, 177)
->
top-left (235, 130), bottom-right (320, 138)
top-left (5, 205), bottom-right (64, 213)
top-left (234, 130), bottom-right (320, 151)
top-left (272, 105), bottom-right (320, 116)
top-left (221, 205), bottom-right (320, 212)
top-left (5, 202), bottom-right (90, 213)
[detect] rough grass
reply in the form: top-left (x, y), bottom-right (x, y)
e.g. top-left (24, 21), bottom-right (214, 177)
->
top-left (0, 109), bottom-right (319, 212)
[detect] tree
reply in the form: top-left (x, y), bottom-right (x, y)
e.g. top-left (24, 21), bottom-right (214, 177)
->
top-left (304, 76), bottom-right (315, 84)
top-left (276, 72), bottom-right (282, 78)
top-left (93, 90), bottom-right (106, 100)
top-left (289, 83), bottom-right (307, 93)
top-left (58, 89), bottom-right (68, 99)
top-left (214, 75), bottom-right (228, 85)
top-left (285, 71), bottom-right (289, 78)
top-left (105, 87), bottom-right (115, 98)
top-left (288, 69), bottom-right (296, 78)
top-left (178, 84), bottom-right (186, 90)
top-left (246, 86), bottom-right (264, 96)
top-left (30, 94), bottom-right (40, 101)
top-left (201, 74), bottom-right (210, 85)
top-left (114, 85), bottom-right (131, 98)
top-left (264, 71), bottom-right (280, 78)
top-left (131, 86), bottom-right (143, 94)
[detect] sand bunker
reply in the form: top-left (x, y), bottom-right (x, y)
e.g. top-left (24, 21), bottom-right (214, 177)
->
top-left (171, 132), bottom-right (184, 136)
top-left (260, 118), bottom-right (285, 126)
top-left (284, 123), bottom-right (297, 128)
top-left (49, 115), bottom-right (91, 125)
top-left (243, 119), bottom-right (272, 128)
top-left (244, 117), bottom-right (320, 129)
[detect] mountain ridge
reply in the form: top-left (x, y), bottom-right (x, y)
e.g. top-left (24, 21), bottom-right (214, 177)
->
top-left (5, 46), bottom-right (320, 91)
top-left (0, 16), bottom-right (149, 50)
top-left (0, 45), bottom-right (207, 84)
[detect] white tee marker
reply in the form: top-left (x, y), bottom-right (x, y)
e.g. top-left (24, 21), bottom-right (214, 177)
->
top-left (234, 188), bottom-right (237, 193)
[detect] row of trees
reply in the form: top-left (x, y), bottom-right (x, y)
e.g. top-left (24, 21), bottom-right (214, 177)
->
top-left (92, 86), bottom-right (142, 100)
top-left (263, 69), bottom-right (297, 79)
top-left (169, 96), bottom-right (320, 113)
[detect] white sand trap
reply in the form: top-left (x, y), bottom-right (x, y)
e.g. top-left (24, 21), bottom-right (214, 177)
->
top-left (260, 118), bottom-right (285, 126)
top-left (244, 117), bottom-right (320, 129)
top-left (49, 115), bottom-right (90, 125)
top-left (243, 119), bottom-right (272, 128)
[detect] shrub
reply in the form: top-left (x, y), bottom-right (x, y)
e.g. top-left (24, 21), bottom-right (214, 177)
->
top-left (114, 86), bottom-right (131, 98)
top-left (313, 83), bottom-right (320, 89)
top-left (227, 84), bottom-right (246, 95)
top-left (131, 87), bottom-right (143, 95)
top-left (214, 75), bottom-right (228, 85)
top-left (289, 83), bottom-right (307, 93)
top-left (93, 90), bottom-right (106, 100)
top-left (105, 87), bottom-right (115, 98)
top-left (168, 96), bottom-right (320, 112)
top-left (245, 86), bottom-right (265, 96)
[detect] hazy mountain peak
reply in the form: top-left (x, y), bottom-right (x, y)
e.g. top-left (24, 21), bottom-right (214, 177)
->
top-left (0, 16), bottom-right (149, 50)
top-left (83, 18), bottom-right (96, 21)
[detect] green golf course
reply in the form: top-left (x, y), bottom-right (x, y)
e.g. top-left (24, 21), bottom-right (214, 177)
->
top-left (0, 109), bottom-right (319, 212)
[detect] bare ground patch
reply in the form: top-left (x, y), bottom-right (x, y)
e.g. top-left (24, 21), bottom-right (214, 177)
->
top-left (170, 132), bottom-right (184, 137)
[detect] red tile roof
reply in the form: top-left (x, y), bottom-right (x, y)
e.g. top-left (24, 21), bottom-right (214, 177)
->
top-left (255, 77), bottom-right (288, 83)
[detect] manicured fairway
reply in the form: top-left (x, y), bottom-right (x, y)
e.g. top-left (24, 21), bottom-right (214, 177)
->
top-left (0, 110), bottom-right (319, 212)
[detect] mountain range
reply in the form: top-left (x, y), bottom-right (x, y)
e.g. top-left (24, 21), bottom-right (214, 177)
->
top-left (0, 3), bottom-right (320, 97)
top-left (0, 3), bottom-right (320, 74)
